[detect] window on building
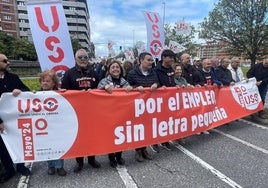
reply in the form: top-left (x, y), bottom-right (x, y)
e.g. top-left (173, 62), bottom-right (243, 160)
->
top-left (5, 24), bottom-right (11, 29)
top-left (18, 10), bottom-right (27, 14)
top-left (18, 1), bottom-right (24, 6)
top-left (3, 15), bottom-right (11, 20)
top-left (3, 6), bottom-right (10, 12)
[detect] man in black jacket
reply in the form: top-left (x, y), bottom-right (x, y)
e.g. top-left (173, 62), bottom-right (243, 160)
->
top-left (215, 58), bottom-right (235, 86)
top-left (0, 53), bottom-right (31, 183)
top-left (193, 58), bottom-right (221, 87)
top-left (127, 52), bottom-right (159, 162)
top-left (180, 53), bottom-right (195, 85)
top-left (247, 57), bottom-right (268, 119)
top-left (61, 49), bottom-right (101, 172)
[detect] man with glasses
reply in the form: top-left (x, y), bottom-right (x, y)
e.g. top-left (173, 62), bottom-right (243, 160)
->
top-left (0, 53), bottom-right (31, 183)
top-left (62, 49), bottom-right (101, 172)
top-left (193, 57), bottom-right (201, 70)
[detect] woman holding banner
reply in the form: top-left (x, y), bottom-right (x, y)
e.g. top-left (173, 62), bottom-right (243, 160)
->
top-left (38, 70), bottom-right (67, 176)
top-left (98, 60), bottom-right (133, 167)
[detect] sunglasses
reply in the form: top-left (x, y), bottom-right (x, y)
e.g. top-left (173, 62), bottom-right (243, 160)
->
top-left (0, 59), bottom-right (8, 64)
top-left (77, 56), bottom-right (89, 60)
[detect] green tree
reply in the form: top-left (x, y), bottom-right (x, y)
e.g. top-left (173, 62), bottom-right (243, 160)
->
top-left (12, 38), bottom-right (37, 61)
top-left (0, 32), bottom-right (37, 60)
top-left (71, 38), bottom-right (83, 55)
top-left (0, 32), bottom-right (15, 57)
top-left (199, 0), bottom-right (268, 65)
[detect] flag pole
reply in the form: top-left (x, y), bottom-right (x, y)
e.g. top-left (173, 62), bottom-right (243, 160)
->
top-left (162, 2), bottom-right (166, 27)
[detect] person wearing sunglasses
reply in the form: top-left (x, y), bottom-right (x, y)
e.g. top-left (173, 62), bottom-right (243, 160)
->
top-left (0, 54), bottom-right (31, 183)
top-left (61, 49), bottom-right (101, 173)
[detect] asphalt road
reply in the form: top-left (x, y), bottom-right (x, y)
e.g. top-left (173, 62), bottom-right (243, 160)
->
top-left (1, 115), bottom-right (268, 188)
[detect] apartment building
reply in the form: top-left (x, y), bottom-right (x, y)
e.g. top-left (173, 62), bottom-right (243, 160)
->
top-left (196, 41), bottom-right (229, 59)
top-left (0, 0), bottom-right (91, 50)
top-left (0, 0), bottom-right (18, 38)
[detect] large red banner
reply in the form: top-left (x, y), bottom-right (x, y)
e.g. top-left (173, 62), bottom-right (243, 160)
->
top-left (0, 79), bottom-right (263, 163)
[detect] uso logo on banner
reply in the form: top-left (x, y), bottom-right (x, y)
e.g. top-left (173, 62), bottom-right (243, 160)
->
top-left (230, 78), bottom-right (261, 110)
top-left (5, 91), bottom-right (79, 162)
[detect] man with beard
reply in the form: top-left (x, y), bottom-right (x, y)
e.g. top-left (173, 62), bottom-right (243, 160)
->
top-left (61, 49), bottom-right (101, 172)
top-left (0, 54), bottom-right (31, 183)
top-left (180, 53), bottom-right (195, 85)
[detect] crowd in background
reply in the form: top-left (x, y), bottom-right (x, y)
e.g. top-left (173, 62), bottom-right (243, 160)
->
top-left (0, 50), bottom-right (268, 183)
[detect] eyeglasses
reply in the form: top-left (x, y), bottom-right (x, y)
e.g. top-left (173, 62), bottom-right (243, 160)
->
top-left (77, 56), bottom-right (89, 60)
top-left (0, 59), bottom-right (8, 64)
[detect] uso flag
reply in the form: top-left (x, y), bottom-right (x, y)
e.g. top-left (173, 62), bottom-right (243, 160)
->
top-left (26, 0), bottom-right (74, 82)
top-left (142, 11), bottom-right (165, 59)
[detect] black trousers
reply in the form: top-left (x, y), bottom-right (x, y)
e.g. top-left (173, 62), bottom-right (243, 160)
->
top-left (0, 137), bottom-right (25, 174)
top-left (108, 152), bottom-right (122, 161)
top-left (76, 156), bottom-right (96, 165)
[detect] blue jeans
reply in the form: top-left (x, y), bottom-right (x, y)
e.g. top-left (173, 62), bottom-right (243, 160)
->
top-left (47, 159), bottom-right (64, 168)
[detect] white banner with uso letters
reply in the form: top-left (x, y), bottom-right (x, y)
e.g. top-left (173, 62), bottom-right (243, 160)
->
top-left (27, 0), bottom-right (74, 81)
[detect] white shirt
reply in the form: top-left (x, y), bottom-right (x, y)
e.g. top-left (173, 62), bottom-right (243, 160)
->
top-left (227, 64), bottom-right (244, 82)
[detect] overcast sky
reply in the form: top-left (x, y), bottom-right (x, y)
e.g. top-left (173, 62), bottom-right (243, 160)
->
top-left (87, 0), bottom-right (218, 57)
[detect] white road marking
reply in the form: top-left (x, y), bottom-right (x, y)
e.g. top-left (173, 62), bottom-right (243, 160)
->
top-left (116, 166), bottom-right (138, 188)
top-left (211, 129), bottom-right (268, 154)
top-left (17, 162), bottom-right (33, 188)
top-left (175, 144), bottom-right (242, 188)
top-left (239, 119), bottom-right (268, 130)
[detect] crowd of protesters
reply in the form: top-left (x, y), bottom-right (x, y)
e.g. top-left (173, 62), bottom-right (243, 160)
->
top-left (0, 50), bottom-right (267, 183)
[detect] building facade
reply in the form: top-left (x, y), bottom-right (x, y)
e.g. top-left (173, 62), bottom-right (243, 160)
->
top-left (0, 0), bottom-right (91, 51)
top-left (0, 0), bottom-right (18, 38)
top-left (196, 42), bottom-right (229, 59)
top-left (62, 0), bottom-right (91, 50)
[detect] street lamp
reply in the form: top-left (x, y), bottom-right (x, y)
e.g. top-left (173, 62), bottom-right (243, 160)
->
top-left (162, 2), bottom-right (166, 27)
